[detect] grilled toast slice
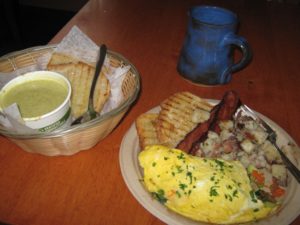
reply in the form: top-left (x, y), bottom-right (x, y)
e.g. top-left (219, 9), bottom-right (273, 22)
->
top-left (93, 70), bottom-right (110, 113)
top-left (47, 52), bottom-right (81, 65)
top-left (47, 53), bottom-right (110, 118)
top-left (156, 92), bottom-right (213, 148)
top-left (136, 113), bottom-right (160, 150)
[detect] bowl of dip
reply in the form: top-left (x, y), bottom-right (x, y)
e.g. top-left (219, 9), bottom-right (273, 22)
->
top-left (0, 71), bottom-right (72, 132)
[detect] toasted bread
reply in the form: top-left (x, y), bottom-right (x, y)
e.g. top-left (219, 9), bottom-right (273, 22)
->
top-left (156, 92), bottom-right (213, 148)
top-left (47, 53), bottom-right (110, 118)
top-left (136, 113), bottom-right (160, 150)
top-left (47, 52), bottom-right (81, 65)
top-left (93, 70), bottom-right (110, 112)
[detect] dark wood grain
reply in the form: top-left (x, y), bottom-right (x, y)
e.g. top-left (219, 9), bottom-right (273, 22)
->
top-left (0, 0), bottom-right (299, 224)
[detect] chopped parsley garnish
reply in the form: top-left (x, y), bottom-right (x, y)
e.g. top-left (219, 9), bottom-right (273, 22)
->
top-left (176, 190), bottom-right (181, 198)
top-left (176, 165), bottom-right (183, 173)
top-left (214, 159), bottom-right (225, 170)
top-left (186, 171), bottom-right (193, 184)
top-left (224, 194), bottom-right (233, 201)
top-left (177, 152), bottom-right (185, 160)
top-left (209, 186), bottom-right (219, 197)
top-left (179, 183), bottom-right (188, 191)
top-left (232, 179), bottom-right (242, 187)
top-left (250, 190), bottom-right (258, 203)
top-left (233, 189), bottom-right (238, 198)
top-left (214, 179), bottom-right (220, 185)
top-left (153, 189), bottom-right (167, 204)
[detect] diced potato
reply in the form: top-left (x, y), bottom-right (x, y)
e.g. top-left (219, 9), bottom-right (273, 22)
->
top-left (261, 141), bottom-right (282, 163)
top-left (221, 152), bottom-right (235, 161)
top-left (271, 164), bottom-right (287, 186)
top-left (220, 129), bottom-right (233, 141)
top-left (200, 139), bottom-right (215, 154)
top-left (200, 131), bottom-right (220, 154)
top-left (236, 132), bottom-right (244, 142)
top-left (243, 120), bottom-right (258, 130)
top-left (219, 120), bottom-right (234, 130)
top-left (241, 139), bottom-right (255, 154)
top-left (255, 155), bottom-right (268, 169)
top-left (207, 131), bottom-right (219, 139)
top-left (239, 155), bottom-right (251, 168)
top-left (250, 128), bottom-right (268, 145)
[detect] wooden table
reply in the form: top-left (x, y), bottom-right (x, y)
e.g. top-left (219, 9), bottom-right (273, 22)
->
top-left (1, 0), bottom-right (299, 224)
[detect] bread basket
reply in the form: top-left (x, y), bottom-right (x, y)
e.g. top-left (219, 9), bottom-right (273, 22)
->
top-left (0, 45), bottom-right (140, 156)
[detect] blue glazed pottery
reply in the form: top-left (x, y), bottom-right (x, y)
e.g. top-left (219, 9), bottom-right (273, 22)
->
top-left (177, 6), bottom-right (252, 85)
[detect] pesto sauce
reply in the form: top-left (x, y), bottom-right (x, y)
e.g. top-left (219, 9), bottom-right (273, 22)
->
top-left (2, 79), bottom-right (67, 118)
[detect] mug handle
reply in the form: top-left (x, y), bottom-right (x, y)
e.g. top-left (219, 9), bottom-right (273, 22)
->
top-left (222, 34), bottom-right (252, 72)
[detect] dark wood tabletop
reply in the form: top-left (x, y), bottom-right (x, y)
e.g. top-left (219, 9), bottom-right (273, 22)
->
top-left (0, 0), bottom-right (299, 224)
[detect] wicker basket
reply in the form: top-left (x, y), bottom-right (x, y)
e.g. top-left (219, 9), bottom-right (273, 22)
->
top-left (0, 45), bottom-right (140, 156)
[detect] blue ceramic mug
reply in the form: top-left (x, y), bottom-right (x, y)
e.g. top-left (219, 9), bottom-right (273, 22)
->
top-left (177, 6), bottom-right (252, 85)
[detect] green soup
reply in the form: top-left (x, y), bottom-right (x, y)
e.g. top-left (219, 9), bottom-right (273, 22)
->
top-left (1, 79), bottom-right (68, 118)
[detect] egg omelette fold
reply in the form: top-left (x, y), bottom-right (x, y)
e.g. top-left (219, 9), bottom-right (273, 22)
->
top-left (138, 145), bottom-right (278, 224)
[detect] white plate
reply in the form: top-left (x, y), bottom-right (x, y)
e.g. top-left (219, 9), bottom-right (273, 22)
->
top-left (119, 101), bottom-right (300, 225)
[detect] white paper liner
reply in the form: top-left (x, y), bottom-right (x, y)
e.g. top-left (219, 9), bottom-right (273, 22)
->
top-left (101, 65), bottom-right (131, 114)
top-left (0, 26), bottom-right (128, 134)
top-left (0, 103), bottom-right (35, 134)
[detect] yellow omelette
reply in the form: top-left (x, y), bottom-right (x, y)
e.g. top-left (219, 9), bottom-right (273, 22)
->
top-left (138, 145), bottom-right (278, 224)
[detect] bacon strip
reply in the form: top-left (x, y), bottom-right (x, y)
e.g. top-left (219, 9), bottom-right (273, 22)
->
top-left (176, 91), bottom-right (241, 155)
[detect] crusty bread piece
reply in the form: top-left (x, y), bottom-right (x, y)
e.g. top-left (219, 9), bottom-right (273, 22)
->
top-left (156, 92), bottom-right (213, 148)
top-left (47, 52), bottom-right (81, 65)
top-left (47, 53), bottom-right (110, 118)
top-left (93, 70), bottom-right (110, 112)
top-left (136, 113), bottom-right (160, 150)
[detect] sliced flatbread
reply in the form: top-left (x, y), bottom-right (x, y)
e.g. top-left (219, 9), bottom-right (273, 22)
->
top-left (47, 53), bottom-right (110, 118)
top-left (136, 113), bottom-right (160, 150)
top-left (156, 92), bottom-right (213, 148)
